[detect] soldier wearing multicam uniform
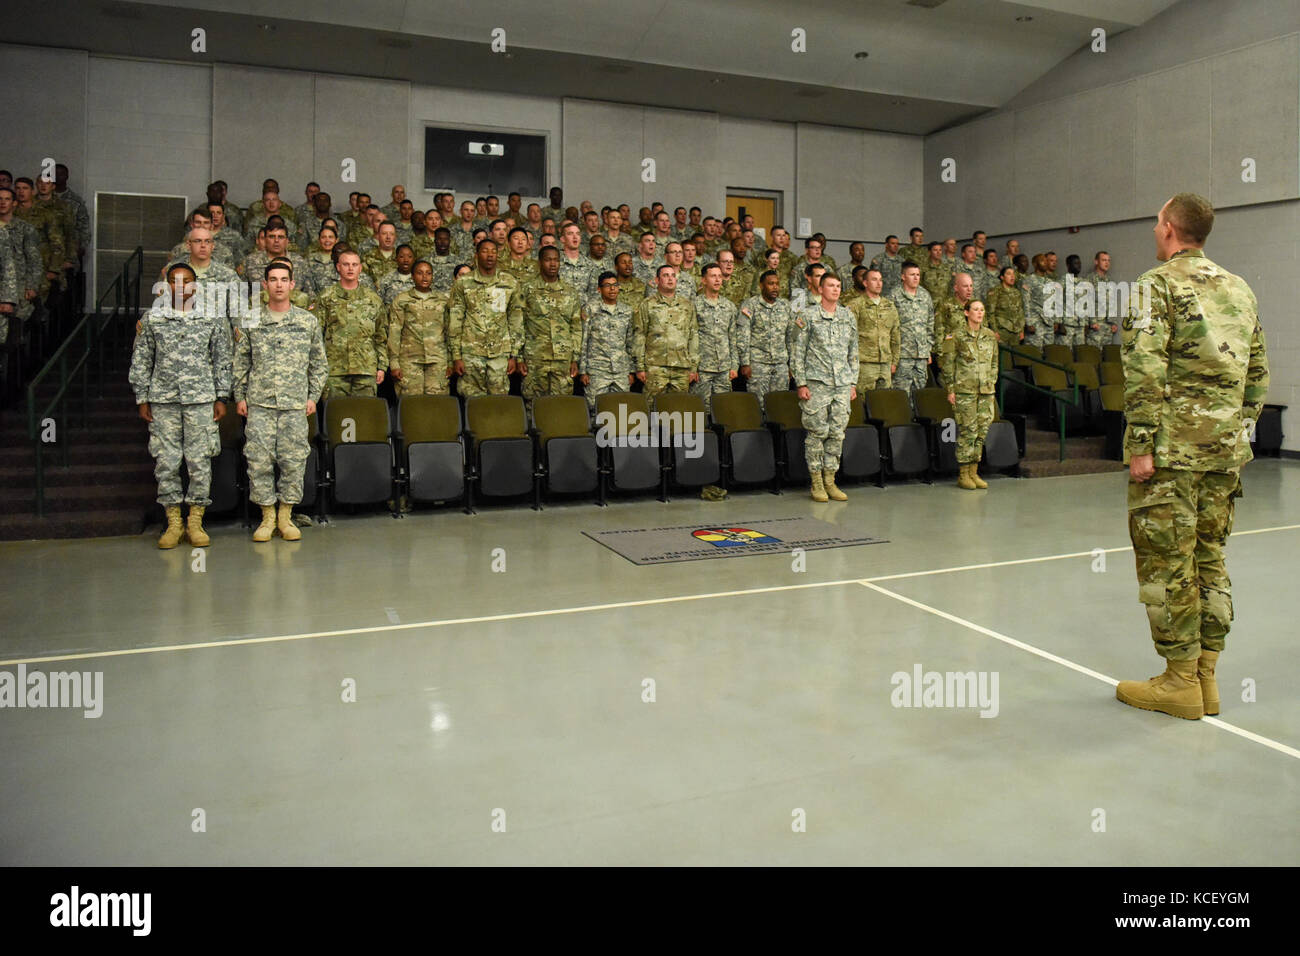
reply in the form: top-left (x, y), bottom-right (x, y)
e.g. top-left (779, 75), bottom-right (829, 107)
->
top-left (633, 265), bottom-right (699, 400)
top-left (312, 250), bottom-right (387, 398)
top-left (791, 272), bottom-right (858, 503)
top-left (519, 247), bottom-right (582, 406)
top-left (387, 261), bottom-right (451, 396)
top-left (449, 239), bottom-right (524, 398)
top-left (942, 298), bottom-right (998, 492)
top-left (0, 215), bottom-right (22, 354)
top-left (129, 263), bottom-right (232, 549)
top-left (984, 266), bottom-right (1026, 345)
top-left (691, 264), bottom-right (740, 414)
top-left (889, 262), bottom-right (934, 394)
top-left (234, 261), bottom-right (328, 544)
top-left (848, 267), bottom-right (899, 393)
top-left (581, 271), bottom-right (637, 414)
top-left (1116, 194), bottom-right (1269, 721)
top-left (738, 273), bottom-right (792, 413)
top-left (869, 236), bottom-right (904, 298)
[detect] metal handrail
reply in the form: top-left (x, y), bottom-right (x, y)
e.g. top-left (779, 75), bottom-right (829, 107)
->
top-left (997, 343), bottom-right (1083, 463)
top-left (25, 247), bottom-right (144, 515)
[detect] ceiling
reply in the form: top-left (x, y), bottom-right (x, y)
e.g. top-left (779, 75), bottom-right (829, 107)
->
top-left (9, 0), bottom-right (1181, 134)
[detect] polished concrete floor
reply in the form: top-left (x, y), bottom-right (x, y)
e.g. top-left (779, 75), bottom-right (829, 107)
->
top-left (1, 462), bottom-right (1297, 865)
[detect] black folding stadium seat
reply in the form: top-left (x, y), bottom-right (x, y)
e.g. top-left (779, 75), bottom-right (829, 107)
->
top-left (532, 396), bottom-right (600, 502)
top-left (1099, 384), bottom-right (1125, 460)
top-left (653, 393), bottom-right (720, 491)
top-left (394, 395), bottom-right (467, 509)
top-left (465, 395), bottom-right (538, 508)
top-left (323, 397), bottom-right (396, 514)
top-left (864, 388), bottom-right (928, 480)
top-left (763, 390), bottom-right (808, 485)
top-left (710, 392), bottom-right (776, 491)
top-left (594, 392), bottom-right (664, 498)
top-left (984, 398), bottom-right (1022, 476)
top-left (912, 387), bottom-right (959, 475)
top-left (838, 396), bottom-right (884, 486)
top-left (207, 408), bottom-right (244, 516)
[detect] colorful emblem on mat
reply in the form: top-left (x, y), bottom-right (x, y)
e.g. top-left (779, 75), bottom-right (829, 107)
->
top-left (692, 528), bottom-right (781, 547)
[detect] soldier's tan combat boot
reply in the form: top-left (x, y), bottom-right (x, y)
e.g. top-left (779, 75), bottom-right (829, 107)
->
top-left (1197, 649), bottom-right (1220, 716)
top-left (158, 505), bottom-right (184, 549)
top-left (957, 463), bottom-right (977, 490)
top-left (809, 470), bottom-right (829, 503)
top-left (252, 505), bottom-right (276, 543)
top-left (970, 465), bottom-right (988, 489)
top-left (824, 473), bottom-right (848, 501)
top-left (1116, 657), bottom-right (1203, 720)
top-left (186, 505), bottom-right (210, 547)
top-left (277, 502), bottom-right (301, 541)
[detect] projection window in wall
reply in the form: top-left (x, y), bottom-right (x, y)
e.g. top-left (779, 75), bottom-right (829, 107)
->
top-left (423, 127), bottom-right (546, 196)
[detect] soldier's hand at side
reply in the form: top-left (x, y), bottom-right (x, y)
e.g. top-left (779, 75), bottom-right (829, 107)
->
top-left (727, 369), bottom-right (737, 381)
top-left (891, 364), bottom-right (897, 374)
top-left (1130, 453), bottom-right (1155, 483)
top-left (453, 360), bottom-right (465, 376)
top-left (627, 373), bottom-right (635, 386)
top-left (237, 400), bottom-right (248, 417)
top-left (135, 319), bottom-right (143, 335)
top-left (507, 358), bottom-right (518, 375)
top-left (797, 386), bottom-right (811, 401)
top-left (739, 365), bottom-right (751, 378)
top-left (516, 360), bottom-right (527, 376)
top-left (213, 401), bottom-right (226, 422)
top-left (25, 289), bottom-right (36, 300)
top-left (138, 402), bottom-right (152, 423)
top-left (581, 374), bottom-right (590, 386)
top-left (947, 392), bottom-right (956, 404)
top-left (636, 371), bottom-right (646, 384)
top-left (375, 370), bottom-right (385, 384)
top-left (569, 362), bottom-right (578, 379)
top-left (926, 356), bottom-right (932, 365)
top-left (688, 371), bottom-right (699, 384)
top-left (304, 400), bottom-right (315, 416)
top-left (390, 368), bottom-right (402, 380)
top-left (850, 386), bottom-right (857, 401)
top-left (0, 303), bottom-right (12, 314)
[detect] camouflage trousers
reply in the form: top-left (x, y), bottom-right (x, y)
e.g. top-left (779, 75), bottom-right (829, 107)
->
top-left (148, 402), bottom-right (219, 506)
top-left (458, 355), bottom-right (510, 397)
top-left (1128, 468), bottom-right (1241, 661)
top-left (325, 374), bottom-right (376, 398)
top-left (584, 373), bottom-right (631, 415)
top-left (394, 361), bottom-right (449, 396)
top-left (643, 365), bottom-right (691, 401)
top-left (858, 362), bottom-right (891, 393)
top-left (1055, 326), bottom-right (1085, 348)
top-left (1022, 324), bottom-right (1051, 349)
top-left (1085, 324), bottom-right (1116, 349)
top-left (893, 358), bottom-right (929, 394)
top-left (801, 383), bottom-right (852, 475)
top-left (522, 359), bottom-right (575, 402)
top-left (245, 405), bottom-right (311, 506)
top-left (747, 362), bottom-right (789, 412)
top-left (953, 392), bottom-right (994, 464)
top-left (691, 370), bottom-right (732, 415)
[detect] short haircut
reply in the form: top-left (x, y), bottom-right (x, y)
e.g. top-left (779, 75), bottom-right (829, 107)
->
top-left (1095, 250), bottom-right (1109, 259)
top-left (910, 227), bottom-right (923, 235)
top-left (961, 244), bottom-right (975, 254)
top-left (615, 252), bottom-right (632, 264)
top-left (805, 263), bottom-right (825, 277)
top-left (453, 264), bottom-right (471, 277)
top-left (702, 263), bottom-right (722, 276)
top-left (597, 271), bottom-right (617, 285)
top-left (490, 218), bottom-right (508, 231)
top-left (689, 206), bottom-right (701, 214)
top-left (656, 264), bottom-right (675, 278)
top-left (639, 231), bottom-right (655, 241)
top-left (928, 241), bottom-right (942, 251)
top-left (901, 261), bottom-right (920, 273)
top-left (538, 245), bottom-right (560, 259)
top-left (434, 227), bottom-right (450, 237)
top-left (1164, 193), bottom-right (1214, 244)
top-left (264, 261), bottom-right (293, 279)
top-left (885, 234), bottom-right (898, 243)
top-left (760, 269), bottom-right (777, 282)
top-left (396, 244), bottom-right (413, 254)
top-left (508, 226), bottom-right (529, 238)
top-left (307, 181), bottom-right (320, 189)
top-left (377, 222), bottom-right (397, 233)
top-left (474, 238), bottom-right (498, 251)
top-left (805, 237), bottom-right (822, 249)
top-left (865, 267), bottom-right (882, 279)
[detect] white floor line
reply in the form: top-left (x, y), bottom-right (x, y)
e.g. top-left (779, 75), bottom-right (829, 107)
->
top-left (859, 580), bottom-right (1300, 762)
top-left (2, 523), bottom-right (1296, 668)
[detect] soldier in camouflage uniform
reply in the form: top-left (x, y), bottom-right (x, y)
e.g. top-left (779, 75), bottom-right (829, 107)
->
top-left (53, 164), bottom-right (91, 261)
top-left (613, 253), bottom-right (648, 316)
top-left (243, 191), bottom-right (295, 245)
top-left (0, 216), bottom-right (20, 349)
top-left (890, 262), bottom-right (934, 395)
top-left (631, 233), bottom-right (663, 288)
top-left (933, 272), bottom-right (978, 377)
top-left (34, 177), bottom-right (76, 273)
top-left (362, 223), bottom-right (401, 285)
top-left (378, 245), bottom-right (416, 304)
top-left (840, 243), bottom-right (869, 294)
top-left (170, 228), bottom-right (244, 341)
top-left (380, 185), bottom-right (405, 221)
top-left (720, 245), bottom-right (753, 307)
top-left (519, 247), bottom-right (582, 407)
top-left (556, 223), bottom-right (600, 301)
top-left (750, 248), bottom-right (790, 299)
top-left (792, 273), bottom-right (858, 502)
top-left (425, 229), bottom-right (460, 292)
top-left (312, 250), bottom-right (387, 398)
top-left (849, 267), bottom-right (900, 392)
top-left (690, 264), bottom-right (740, 415)
top-left (1021, 255), bottom-right (1054, 349)
top-left (1082, 251), bottom-right (1120, 348)
top-left (942, 298), bottom-right (998, 491)
top-left (920, 242), bottom-right (952, 302)
top-left (240, 223), bottom-right (311, 296)
top-left (234, 261), bottom-right (328, 543)
top-left (294, 191), bottom-right (333, 253)
top-left (949, 244), bottom-right (981, 301)
top-left (0, 186), bottom-right (43, 343)
top-left (603, 210), bottom-right (635, 261)
top-left (449, 239), bottom-right (524, 398)
top-left (633, 265), bottom-right (699, 400)
top-left (13, 178), bottom-right (64, 294)
top-left (738, 271), bottom-right (792, 412)
top-left (581, 271), bottom-right (637, 415)
top-left (1116, 194), bottom-right (1269, 721)
top-left (305, 226), bottom-right (343, 295)
top-left (973, 250), bottom-right (1002, 303)
top-left (984, 266), bottom-right (1025, 345)
top-left (900, 229), bottom-right (928, 272)
top-left (387, 261), bottom-right (451, 396)
top-left (869, 235), bottom-right (904, 298)
top-left (539, 188), bottom-right (565, 226)
top-left (500, 227), bottom-right (540, 286)
top-left (129, 263), bottom-right (232, 549)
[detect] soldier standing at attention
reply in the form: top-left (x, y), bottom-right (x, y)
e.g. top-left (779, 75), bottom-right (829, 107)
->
top-left (849, 267), bottom-right (900, 393)
top-left (613, 252), bottom-right (648, 315)
top-left (449, 239), bottom-right (524, 398)
top-left (1083, 251), bottom-right (1120, 348)
top-left (1116, 193), bottom-right (1269, 720)
top-left (869, 235), bottom-right (903, 298)
top-left (1022, 254), bottom-right (1053, 349)
top-left (943, 298), bottom-right (998, 491)
top-left (313, 250), bottom-right (386, 398)
top-left (984, 266), bottom-right (1026, 345)
top-left (387, 260), bottom-right (451, 397)
top-left (692, 263), bottom-right (740, 415)
top-left (633, 265), bottom-right (698, 400)
top-left (235, 262), bottom-right (328, 543)
top-left (519, 246), bottom-right (582, 407)
top-left (920, 242), bottom-right (952, 303)
top-left (792, 273), bottom-right (857, 502)
top-left (890, 261), bottom-right (934, 395)
top-left (737, 270), bottom-right (792, 413)
top-left (581, 271), bottom-right (637, 415)
top-left (129, 262), bottom-right (232, 548)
